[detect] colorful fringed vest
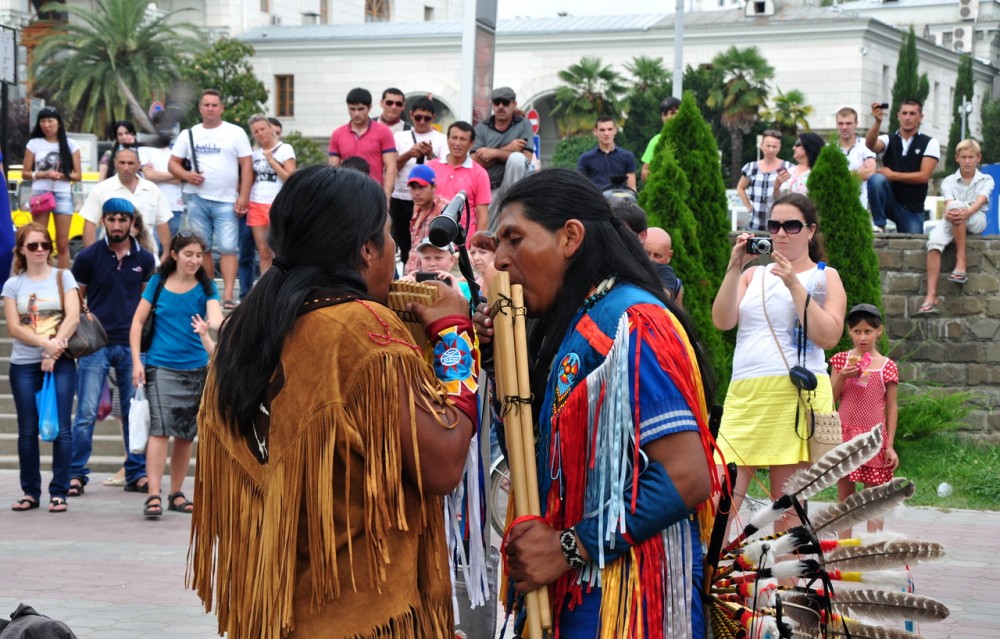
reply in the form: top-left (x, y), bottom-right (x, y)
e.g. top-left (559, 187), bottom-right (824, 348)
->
top-left (537, 283), bottom-right (718, 638)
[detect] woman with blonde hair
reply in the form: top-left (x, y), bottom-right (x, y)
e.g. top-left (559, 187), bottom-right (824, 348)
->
top-left (3, 222), bottom-right (80, 512)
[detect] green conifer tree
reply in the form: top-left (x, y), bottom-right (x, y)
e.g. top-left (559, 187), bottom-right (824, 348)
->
top-left (661, 92), bottom-right (732, 291)
top-left (890, 28), bottom-right (930, 132)
top-left (945, 55), bottom-right (974, 173)
top-left (807, 144), bottom-right (883, 353)
top-left (639, 142), bottom-right (730, 393)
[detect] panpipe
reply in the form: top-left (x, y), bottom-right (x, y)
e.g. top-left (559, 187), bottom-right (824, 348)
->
top-left (387, 280), bottom-right (441, 350)
top-left (490, 271), bottom-right (552, 637)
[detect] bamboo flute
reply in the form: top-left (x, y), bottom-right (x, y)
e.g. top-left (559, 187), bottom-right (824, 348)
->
top-left (490, 271), bottom-right (544, 639)
top-left (510, 284), bottom-right (553, 630)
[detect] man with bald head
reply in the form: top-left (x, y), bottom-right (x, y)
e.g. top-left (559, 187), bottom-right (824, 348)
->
top-left (644, 226), bottom-right (683, 305)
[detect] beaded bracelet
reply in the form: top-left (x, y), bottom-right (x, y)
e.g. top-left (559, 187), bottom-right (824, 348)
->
top-left (560, 529), bottom-right (587, 569)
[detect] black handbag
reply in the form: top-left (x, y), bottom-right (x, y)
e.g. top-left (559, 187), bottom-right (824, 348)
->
top-left (140, 277), bottom-right (166, 352)
top-left (56, 270), bottom-right (109, 359)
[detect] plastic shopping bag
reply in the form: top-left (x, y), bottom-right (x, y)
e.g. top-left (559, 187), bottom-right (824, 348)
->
top-left (128, 386), bottom-right (150, 454)
top-left (35, 372), bottom-right (59, 442)
top-left (97, 378), bottom-right (113, 421)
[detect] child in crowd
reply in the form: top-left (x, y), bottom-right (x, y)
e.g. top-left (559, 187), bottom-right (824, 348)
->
top-left (467, 230), bottom-right (497, 297)
top-left (404, 238), bottom-right (471, 301)
top-left (830, 303), bottom-right (899, 534)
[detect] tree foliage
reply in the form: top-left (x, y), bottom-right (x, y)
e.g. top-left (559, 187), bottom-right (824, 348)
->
top-left (639, 142), bottom-right (729, 394)
top-left (619, 56), bottom-right (672, 159)
top-left (550, 135), bottom-right (595, 169)
top-left (980, 94), bottom-right (1000, 165)
top-left (281, 131), bottom-right (326, 168)
top-left (706, 46), bottom-right (774, 187)
top-left (889, 27), bottom-right (930, 133)
top-left (31, 0), bottom-right (202, 135)
top-left (763, 87), bottom-right (813, 136)
top-left (180, 38), bottom-right (268, 133)
top-left (551, 57), bottom-right (626, 138)
top-left (945, 55), bottom-right (974, 173)
top-left (807, 143), bottom-right (883, 354)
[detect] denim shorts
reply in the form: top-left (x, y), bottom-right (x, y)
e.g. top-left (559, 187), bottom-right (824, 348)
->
top-left (187, 194), bottom-right (238, 254)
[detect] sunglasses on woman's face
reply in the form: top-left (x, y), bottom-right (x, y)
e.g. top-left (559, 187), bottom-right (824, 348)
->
top-left (25, 242), bottom-right (52, 251)
top-left (767, 219), bottom-right (806, 235)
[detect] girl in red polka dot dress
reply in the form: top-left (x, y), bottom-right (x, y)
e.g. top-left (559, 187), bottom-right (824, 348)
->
top-left (830, 303), bottom-right (899, 534)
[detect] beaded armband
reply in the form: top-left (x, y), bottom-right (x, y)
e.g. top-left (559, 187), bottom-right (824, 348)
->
top-left (425, 315), bottom-right (480, 424)
top-left (560, 529), bottom-right (587, 569)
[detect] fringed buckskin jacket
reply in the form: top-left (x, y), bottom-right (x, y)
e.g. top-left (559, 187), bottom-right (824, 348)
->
top-left (189, 299), bottom-right (456, 639)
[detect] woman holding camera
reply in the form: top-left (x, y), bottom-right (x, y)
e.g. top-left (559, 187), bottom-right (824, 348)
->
top-left (712, 193), bottom-right (846, 531)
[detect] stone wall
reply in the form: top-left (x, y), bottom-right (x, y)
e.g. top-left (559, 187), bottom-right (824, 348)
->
top-left (876, 234), bottom-right (1000, 438)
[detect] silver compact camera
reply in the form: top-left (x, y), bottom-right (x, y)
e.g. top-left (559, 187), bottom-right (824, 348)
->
top-left (746, 238), bottom-right (772, 255)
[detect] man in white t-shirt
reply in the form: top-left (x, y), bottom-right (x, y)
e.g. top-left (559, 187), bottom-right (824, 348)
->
top-left (389, 97), bottom-right (447, 262)
top-left (168, 89), bottom-right (253, 307)
top-left (79, 146), bottom-right (172, 260)
top-left (835, 107), bottom-right (877, 211)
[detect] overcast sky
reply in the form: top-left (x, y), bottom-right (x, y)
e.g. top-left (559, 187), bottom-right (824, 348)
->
top-left (497, 0), bottom-right (674, 19)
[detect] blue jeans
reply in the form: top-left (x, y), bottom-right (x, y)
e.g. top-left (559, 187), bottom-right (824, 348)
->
top-left (10, 357), bottom-right (76, 500)
top-left (188, 194), bottom-right (238, 254)
top-left (71, 345), bottom-right (146, 485)
top-left (238, 213), bottom-right (256, 299)
top-left (867, 173), bottom-right (925, 233)
top-left (168, 210), bottom-right (184, 238)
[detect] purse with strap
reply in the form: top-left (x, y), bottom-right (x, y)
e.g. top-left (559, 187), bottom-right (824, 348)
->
top-left (758, 267), bottom-right (843, 462)
top-left (140, 276), bottom-right (166, 352)
top-left (56, 269), bottom-right (109, 359)
top-left (29, 191), bottom-right (56, 215)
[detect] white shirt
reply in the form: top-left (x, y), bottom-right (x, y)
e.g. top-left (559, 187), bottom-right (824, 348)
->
top-left (877, 133), bottom-right (941, 160)
top-left (171, 122), bottom-right (252, 202)
top-left (78, 175), bottom-right (174, 229)
top-left (392, 128), bottom-right (448, 200)
top-left (250, 142), bottom-right (296, 205)
top-left (138, 146), bottom-right (184, 211)
top-left (840, 136), bottom-right (876, 208)
top-left (26, 137), bottom-right (81, 194)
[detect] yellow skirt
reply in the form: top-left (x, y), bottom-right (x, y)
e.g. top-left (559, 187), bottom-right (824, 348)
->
top-left (717, 374), bottom-right (834, 467)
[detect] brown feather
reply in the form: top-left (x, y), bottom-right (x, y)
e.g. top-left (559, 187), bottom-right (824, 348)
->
top-left (810, 478), bottom-right (915, 535)
top-left (824, 540), bottom-right (945, 571)
top-left (829, 618), bottom-right (928, 639)
top-left (832, 589), bottom-right (950, 623)
top-left (783, 425), bottom-right (883, 500)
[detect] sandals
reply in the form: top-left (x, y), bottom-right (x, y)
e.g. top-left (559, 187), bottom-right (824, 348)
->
top-left (948, 271), bottom-right (968, 284)
top-left (68, 477), bottom-right (85, 497)
top-left (168, 491), bottom-right (194, 514)
top-left (144, 495), bottom-right (163, 518)
top-left (11, 497), bottom-right (39, 512)
top-left (103, 475), bottom-right (126, 487)
top-left (223, 299), bottom-right (239, 311)
top-left (916, 300), bottom-right (940, 315)
top-left (48, 497), bottom-right (68, 513)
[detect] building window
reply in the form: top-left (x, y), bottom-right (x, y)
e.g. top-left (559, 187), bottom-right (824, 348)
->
top-left (260, 0), bottom-right (269, 12)
top-left (366, 0), bottom-right (390, 22)
top-left (424, 5), bottom-right (434, 20)
top-left (942, 31), bottom-right (953, 48)
top-left (320, 0), bottom-right (329, 24)
top-left (276, 75), bottom-right (294, 117)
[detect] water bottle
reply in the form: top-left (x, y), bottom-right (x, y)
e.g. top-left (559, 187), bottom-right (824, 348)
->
top-left (794, 262), bottom-right (827, 355)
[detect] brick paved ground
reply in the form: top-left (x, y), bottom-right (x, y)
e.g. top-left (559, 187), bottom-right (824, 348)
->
top-left (0, 468), bottom-right (996, 638)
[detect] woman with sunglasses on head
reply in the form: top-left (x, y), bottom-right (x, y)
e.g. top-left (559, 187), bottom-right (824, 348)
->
top-left (3, 223), bottom-right (80, 513)
top-left (129, 231), bottom-right (223, 518)
top-left (773, 132), bottom-right (826, 200)
top-left (22, 106), bottom-right (82, 269)
top-left (98, 120), bottom-right (138, 180)
top-left (712, 192), bottom-right (846, 533)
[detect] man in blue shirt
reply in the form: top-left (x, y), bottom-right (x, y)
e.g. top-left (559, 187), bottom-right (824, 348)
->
top-left (69, 198), bottom-right (156, 495)
top-left (578, 116), bottom-right (637, 192)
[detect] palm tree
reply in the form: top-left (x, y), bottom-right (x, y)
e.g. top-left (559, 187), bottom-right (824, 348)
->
top-left (763, 87), bottom-right (814, 136)
top-left (706, 46), bottom-right (774, 185)
top-left (31, 0), bottom-right (203, 135)
top-left (624, 55), bottom-right (671, 93)
top-left (552, 56), bottom-right (627, 137)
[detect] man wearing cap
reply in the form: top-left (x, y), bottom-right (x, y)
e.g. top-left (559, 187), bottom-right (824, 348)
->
top-left (640, 97), bottom-right (681, 182)
top-left (391, 97), bottom-right (448, 262)
top-left (429, 121), bottom-right (491, 236)
top-left (472, 87), bottom-right (534, 228)
top-left (69, 198), bottom-right (157, 496)
top-left (404, 164), bottom-right (448, 273)
top-left (80, 145), bottom-right (172, 260)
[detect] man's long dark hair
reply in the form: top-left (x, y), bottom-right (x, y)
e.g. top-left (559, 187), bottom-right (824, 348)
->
top-left (208, 166), bottom-right (388, 440)
top-left (496, 168), bottom-right (715, 416)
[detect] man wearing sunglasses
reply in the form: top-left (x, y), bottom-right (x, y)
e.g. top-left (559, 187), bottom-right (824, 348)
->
top-left (391, 97), bottom-right (447, 263)
top-left (472, 87), bottom-right (534, 229)
top-left (377, 88), bottom-right (411, 133)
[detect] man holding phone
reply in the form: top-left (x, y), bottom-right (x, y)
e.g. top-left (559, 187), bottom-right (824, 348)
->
top-left (864, 100), bottom-right (940, 233)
